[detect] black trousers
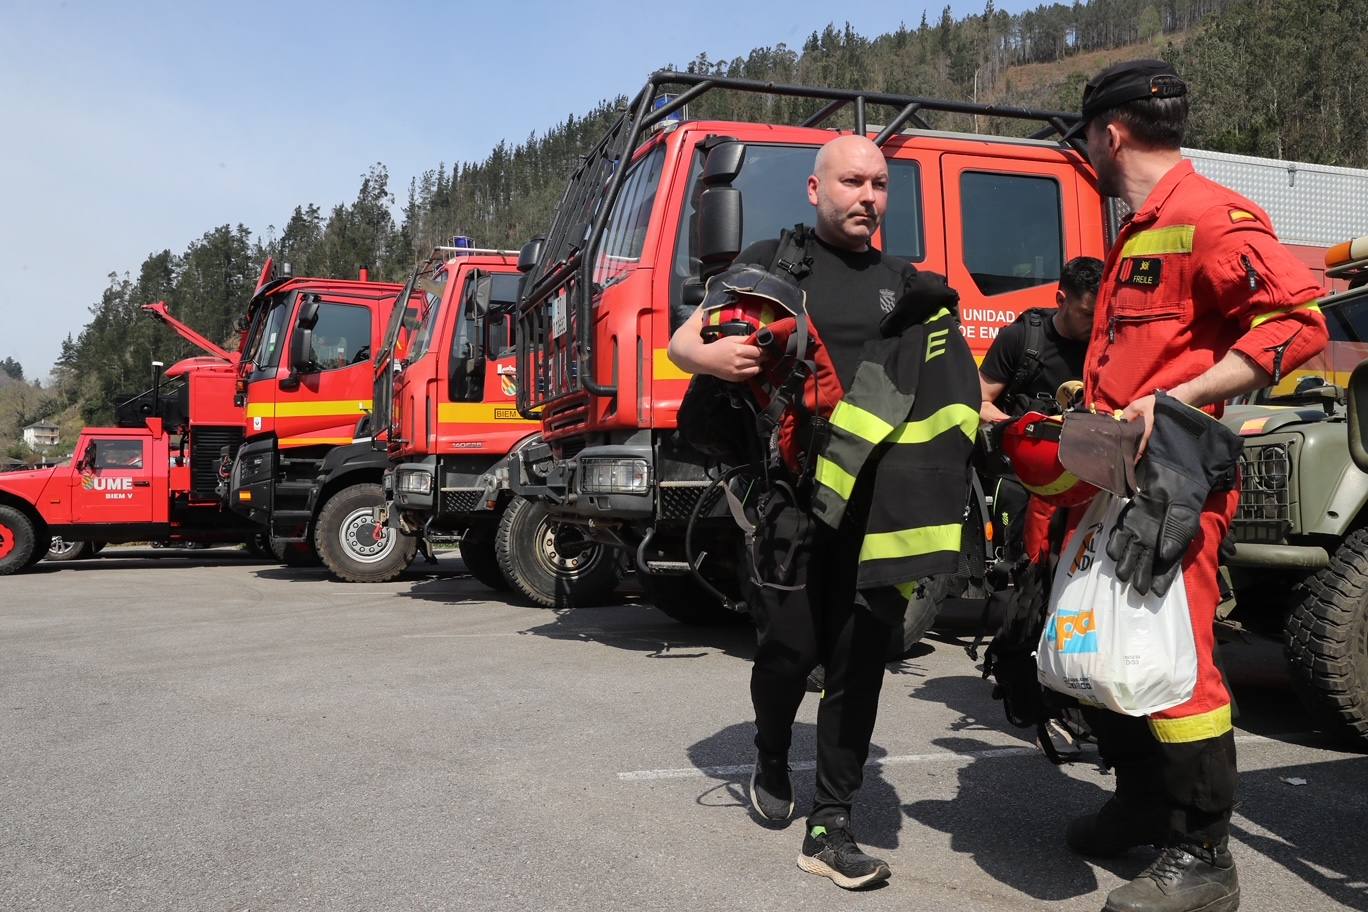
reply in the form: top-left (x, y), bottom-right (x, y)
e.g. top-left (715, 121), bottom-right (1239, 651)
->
top-left (747, 497), bottom-right (895, 830)
top-left (1082, 706), bottom-right (1238, 846)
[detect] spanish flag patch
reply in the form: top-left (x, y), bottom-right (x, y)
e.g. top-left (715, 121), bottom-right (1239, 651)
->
top-left (1229, 209), bottom-right (1257, 223)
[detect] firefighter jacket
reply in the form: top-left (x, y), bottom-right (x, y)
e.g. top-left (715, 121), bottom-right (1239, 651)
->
top-left (1084, 159), bottom-right (1329, 415)
top-left (810, 299), bottom-right (980, 594)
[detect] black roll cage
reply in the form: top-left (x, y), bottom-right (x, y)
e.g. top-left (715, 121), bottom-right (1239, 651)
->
top-left (515, 69), bottom-right (1086, 419)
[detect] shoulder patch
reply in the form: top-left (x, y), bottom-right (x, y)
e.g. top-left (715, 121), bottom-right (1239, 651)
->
top-left (1228, 209), bottom-right (1257, 223)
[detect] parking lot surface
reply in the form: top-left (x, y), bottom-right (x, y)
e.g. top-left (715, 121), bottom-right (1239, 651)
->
top-left (3, 547), bottom-right (1366, 912)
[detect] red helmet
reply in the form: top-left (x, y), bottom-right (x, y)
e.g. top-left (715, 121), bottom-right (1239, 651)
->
top-left (1001, 411), bottom-right (1099, 507)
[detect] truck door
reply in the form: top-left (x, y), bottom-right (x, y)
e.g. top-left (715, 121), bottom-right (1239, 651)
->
top-left (70, 437), bottom-right (156, 524)
top-left (278, 297), bottom-right (377, 446)
top-left (939, 154), bottom-right (1081, 361)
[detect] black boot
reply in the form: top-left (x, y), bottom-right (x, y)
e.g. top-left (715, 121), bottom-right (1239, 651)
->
top-left (1103, 842), bottom-right (1239, 912)
top-left (1066, 793), bottom-right (1167, 858)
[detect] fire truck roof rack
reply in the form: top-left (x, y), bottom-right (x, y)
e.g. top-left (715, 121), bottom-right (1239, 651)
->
top-left (519, 70), bottom-right (1086, 410)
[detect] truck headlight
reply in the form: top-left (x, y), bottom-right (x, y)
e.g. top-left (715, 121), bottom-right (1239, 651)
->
top-left (578, 457), bottom-right (650, 494)
top-left (396, 469), bottom-right (433, 495)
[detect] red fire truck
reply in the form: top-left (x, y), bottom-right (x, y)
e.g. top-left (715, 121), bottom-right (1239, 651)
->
top-left (0, 303), bottom-right (258, 574)
top-left (376, 246), bottom-right (622, 605)
top-left (225, 263), bottom-right (426, 579)
top-left (509, 72), bottom-right (1109, 632)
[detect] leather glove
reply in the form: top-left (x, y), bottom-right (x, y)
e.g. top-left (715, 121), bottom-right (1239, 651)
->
top-left (1106, 392), bottom-right (1243, 596)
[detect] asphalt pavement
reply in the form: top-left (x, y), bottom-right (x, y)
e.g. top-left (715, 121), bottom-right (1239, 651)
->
top-left (2, 547), bottom-right (1365, 912)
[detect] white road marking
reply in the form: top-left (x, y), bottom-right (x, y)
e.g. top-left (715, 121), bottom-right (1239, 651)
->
top-left (618, 733), bottom-right (1278, 781)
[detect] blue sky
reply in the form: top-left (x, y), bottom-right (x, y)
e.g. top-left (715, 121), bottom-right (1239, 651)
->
top-left (0, 0), bottom-right (1042, 379)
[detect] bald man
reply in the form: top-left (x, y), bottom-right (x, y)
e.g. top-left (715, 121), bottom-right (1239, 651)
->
top-left (670, 135), bottom-right (923, 889)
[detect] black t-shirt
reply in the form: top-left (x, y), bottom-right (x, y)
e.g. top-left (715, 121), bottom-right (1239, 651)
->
top-left (735, 234), bottom-right (914, 391)
top-left (979, 309), bottom-right (1086, 412)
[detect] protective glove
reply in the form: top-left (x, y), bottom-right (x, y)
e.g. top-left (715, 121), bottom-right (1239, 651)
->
top-left (1106, 392), bottom-right (1243, 596)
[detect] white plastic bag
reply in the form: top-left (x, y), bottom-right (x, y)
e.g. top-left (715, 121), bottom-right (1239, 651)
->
top-left (1037, 492), bottom-right (1197, 716)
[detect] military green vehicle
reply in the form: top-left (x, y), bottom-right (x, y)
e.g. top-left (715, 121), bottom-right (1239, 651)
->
top-left (1223, 248), bottom-right (1368, 745)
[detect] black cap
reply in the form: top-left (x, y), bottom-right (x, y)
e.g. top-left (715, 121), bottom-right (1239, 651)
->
top-left (1063, 59), bottom-right (1187, 139)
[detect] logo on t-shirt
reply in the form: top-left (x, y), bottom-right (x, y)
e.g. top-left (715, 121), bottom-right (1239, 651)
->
top-left (878, 288), bottom-right (897, 313)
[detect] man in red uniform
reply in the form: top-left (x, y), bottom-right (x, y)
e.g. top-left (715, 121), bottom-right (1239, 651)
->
top-left (1062, 60), bottom-right (1328, 912)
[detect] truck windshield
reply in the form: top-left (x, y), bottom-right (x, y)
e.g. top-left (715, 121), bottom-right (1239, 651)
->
top-left (244, 296), bottom-right (292, 373)
top-left (672, 143), bottom-right (925, 284)
top-left (409, 292), bottom-right (443, 361)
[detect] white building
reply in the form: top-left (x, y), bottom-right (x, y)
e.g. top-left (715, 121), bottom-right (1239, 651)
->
top-left (22, 422), bottom-right (60, 450)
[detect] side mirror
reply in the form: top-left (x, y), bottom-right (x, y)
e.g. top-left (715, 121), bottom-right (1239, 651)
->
top-left (518, 236), bottom-right (545, 274)
top-left (695, 140), bottom-right (745, 277)
top-left (78, 442), bottom-right (96, 473)
top-left (1347, 362), bottom-right (1368, 472)
top-left (288, 299), bottom-right (321, 378)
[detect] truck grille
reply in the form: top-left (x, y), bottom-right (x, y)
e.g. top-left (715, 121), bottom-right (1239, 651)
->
top-left (1234, 443), bottom-right (1291, 542)
top-left (191, 426), bottom-right (243, 498)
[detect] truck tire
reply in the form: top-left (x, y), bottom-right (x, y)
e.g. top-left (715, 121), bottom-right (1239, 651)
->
top-left (641, 573), bottom-right (749, 626)
top-left (26, 534), bottom-right (52, 568)
top-left (495, 495), bottom-right (620, 608)
top-left (1285, 528), bottom-right (1368, 745)
top-left (46, 536), bottom-right (91, 561)
top-left (459, 525), bottom-right (510, 592)
top-left (0, 505), bottom-right (38, 575)
top-left (314, 483), bottom-right (417, 583)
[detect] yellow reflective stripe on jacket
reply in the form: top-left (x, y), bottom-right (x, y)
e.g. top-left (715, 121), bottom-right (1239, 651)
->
top-left (926, 307), bottom-right (951, 323)
top-left (886, 403), bottom-right (979, 444)
top-left (860, 524), bottom-right (962, 563)
top-left (1119, 224), bottom-right (1196, 257)
top-left (815, 456), bottom-right (857, 501)
top-left (829, 400), bottom-right (896, 444)
top-left (1250, 299), bottom-right (1322, 329)
top-left (1148, 704), bottom-right (1233, 743)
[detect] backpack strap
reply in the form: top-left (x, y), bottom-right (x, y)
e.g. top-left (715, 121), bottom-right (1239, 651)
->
top-left (1001, 308), bottom-right (1051, 411)
top-left (769, 224), bottom-right (813, 283)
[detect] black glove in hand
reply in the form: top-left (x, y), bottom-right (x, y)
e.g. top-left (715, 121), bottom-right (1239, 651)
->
top-left (1106, 392), bottom-right (1243, 596)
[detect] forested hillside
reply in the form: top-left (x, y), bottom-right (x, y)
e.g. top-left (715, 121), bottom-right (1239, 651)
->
top-left (12, 0), bottom-right (1366, 450)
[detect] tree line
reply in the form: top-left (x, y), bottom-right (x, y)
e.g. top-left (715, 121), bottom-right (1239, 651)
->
top-left (25, 0), bottom-right (1367, 445)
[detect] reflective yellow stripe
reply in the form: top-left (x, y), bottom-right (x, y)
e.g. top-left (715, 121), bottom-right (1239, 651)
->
top-left (1021, 469), bottom-right (1080, 497)
top-left (280, 437), bottom-right (354, 447)
top-left (815, 456), bottom-right (857, 501)
top-left (1250, 299), bottom-right (1321, 328)
top-left (886, 403), bottom-right (979, 444)
top-left (830, 401), bottom-right (895, 444)
top-left (895, 581), bottom-right (918, 601)
top-left (860, 524), bottom-right (962, 562)
top-left (245, 399), bottom-right (372, 419)
top-left (927, 307), bottom-right (951, 323)
top-left (436, 403), bottom-right (536, 424)
top-left (1120, 224), bottom-right (1196, 257)
top-left (1148, 704), bottom-right (1233, 743)
top-left (654, 349), bottom-right (691, 381)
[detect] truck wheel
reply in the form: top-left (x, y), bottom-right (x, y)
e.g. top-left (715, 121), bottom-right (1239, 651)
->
top-left (0, 506), bottom-right (38, 575)
top-left (495, 496), bottom-right (620, 608)
top-left (270, 537), bottom-right (322, 567)
top-left (1285, 528), bottom-right (1368, 745)
top-left (25, 535), bottom-right (52, 568)
top-left (641, 573), bottom-right (749, 626)
top-left (46, 536), bottom-right (91, 561)
top-left (315, 483), bottom-right (417, 583)
top-left (459, 525), bottom-right (510, 592)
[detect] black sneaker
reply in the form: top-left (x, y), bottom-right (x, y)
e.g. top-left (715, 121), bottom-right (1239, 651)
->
top-left (797, 821), bottom-right (891, 890)
top-left (748, 754), bottom-right (794, 821)
top-left (1103, 843), bottom-right (1239, 912)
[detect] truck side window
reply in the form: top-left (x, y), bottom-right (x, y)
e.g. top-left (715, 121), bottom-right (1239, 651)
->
top-left (960, 171), bottom-right (1062, 296)
top-left (94, 440), bottom-right (144, 470)
top-left (308, 303), bottom-right (372, 370)
top-left (882, 159), bottom-right (926, 263)
top-left (595, 146), bottom-right (666, 287)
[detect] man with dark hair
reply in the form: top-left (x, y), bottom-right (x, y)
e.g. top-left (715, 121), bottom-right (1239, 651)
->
top-left (979, 256), bottom-right (1102, 422)
top-left (1052, 60), bottom-right (1328, 912)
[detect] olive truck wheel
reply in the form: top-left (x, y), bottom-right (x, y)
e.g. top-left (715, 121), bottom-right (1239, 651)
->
top-left (0, 505), bottom-right (38, 575)
top-left (495, 495), bottom-right (619, 608)
top-left (1285, 528), bottom-right (1368, 746)
top-left (315, 483), bottom-right (417, 583)
top-left (459, 525), bottom-right (510, 592)
top-left (46, 536), bottom-right (91, 561)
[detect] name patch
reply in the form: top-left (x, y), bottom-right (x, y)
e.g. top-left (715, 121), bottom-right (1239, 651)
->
top-left (1120, 256), bottom-right (1163, 288)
